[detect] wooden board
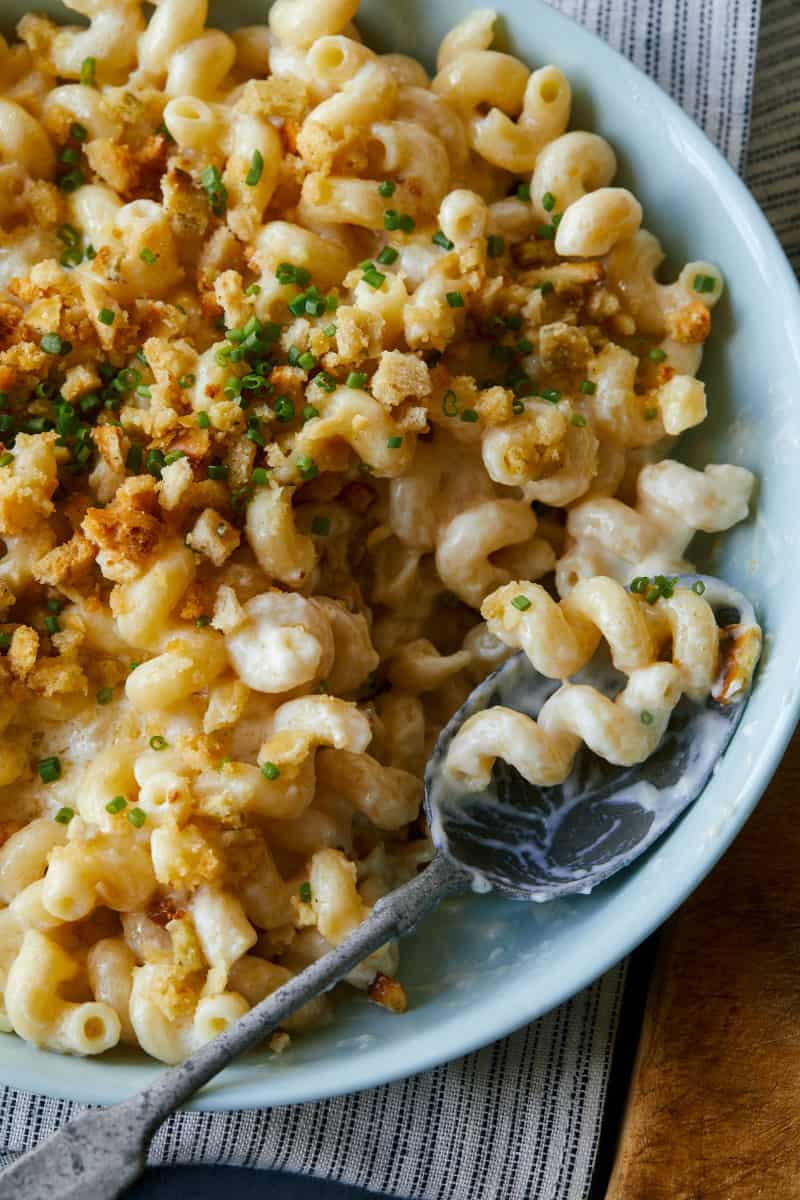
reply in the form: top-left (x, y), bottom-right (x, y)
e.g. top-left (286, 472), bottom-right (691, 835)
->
top-left (606, 733), bottom-right (800, 1200)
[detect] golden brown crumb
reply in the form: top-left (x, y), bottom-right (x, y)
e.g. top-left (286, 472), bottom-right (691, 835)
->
top-left (8, 625), bottom-right (38, 681)
top-left (368, 973), bottom-right (408, 1014)
top-left (666, 300), bottom-right (712, 344)
top-left (371, 351), bottom-right (431, 410)
top-left (33, 532), bottom-right (96, 587)
top-left (82, 475), bottom-right (162, 571)
top-left (538, 322), bottom-right (593, 371)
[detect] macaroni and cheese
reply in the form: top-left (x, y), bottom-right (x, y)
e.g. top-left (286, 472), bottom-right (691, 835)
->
top-left (0, 0), bottom-right (756, 1061)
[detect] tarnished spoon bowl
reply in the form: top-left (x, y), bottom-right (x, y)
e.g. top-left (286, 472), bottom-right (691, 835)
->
top-left (425, 574), bottom-right (760, 899)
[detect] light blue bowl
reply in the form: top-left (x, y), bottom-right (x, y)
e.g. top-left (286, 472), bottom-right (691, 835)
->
top-left (1, 0), bottom-right (798, 1111)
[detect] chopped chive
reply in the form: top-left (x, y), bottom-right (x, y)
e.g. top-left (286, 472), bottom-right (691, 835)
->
top-left (139, 247), bottom-right (158, 264)
top-left (460, 408), bottom-right (479, 423)
top-left (692, 580), bottom-right (706, 595)
top-left (261, 761), bottom-right (280, 780)
top-left (54, 807), bottom-right (74, 824)
top-left (245, 149), bottom-right (264, 186)
top-left (245, 282), bottom-right (261, 296)
top-left (163, 450), bottom-right (185, 465)
top-left (640, 710), bottom-right (654, 726)
top-left (302, 404), bottom-right (319, 423)
top-left (299, 881), bottom-right (312, 902)
top-left (273, 396), bottom-right (294, 422)
top-left (387, 435), bottom-right (403, 449)
top-left (693, 273), bottom-right (716, 294)
top-left (377, 246), bottom-right (398, 266)
top-left (207, 462), bottom-right (228, 479)
top-left (96, 686), bottom-right (113, 705)
top-left (60, 145), bottom-right (80, 165)
top-left (98, 307), bottom-right (115, 326)
top-left (542, 191), bottom-right (556, 212)
top-left (432, 230), bottom-right (454, 250)
top-left (57, 169), bottom-right (85, 192)
top-left (127, 807), bottom-right (146, 828)
top-left (516, 182), bottom-right (531, 202)
top-left (297, 351), bottom-right (317, 371)
top-left (38, 756), bottom-right (61, 783)
top-left (571, 412), bottom-right (587, 427)
top-left (323, 322), bottom-right (337, 336)
top-left (200, 164), bottom-right (227, 216)
top-left (442, 390), bottom-right (458, 416)
top-left (195, 615), bottom-right (211, 627)
top-left (511, 594), bottom-right (532, 611)
top-left (275, 262), bottom-right (311, 286)
top-left (41, 333), bottom-right (68, 355)
top-left (86, 243), bottom-right (96, 259)
top-left (580, 379), bottom-right (597, 395)
top-left (516, 338), bottom-right (533, 354)
top-left (0, 632), bottom-right (9, 651)
top-left (346, 371), bottom-right (367, 389)
top-left (487, 234), bottom-right (505, 258)
top-left (630, 576), bottom-right (648, 594)
top-left (80, 56), bottom-right (96, 85)
top-left (383, 209), bottom-right (414, 233)
top-left (149, 735), bottom-right (168, 751)
top-left (512, 399), bottom-right (525, 415)
top-left (648, 347), bottom-right (667, 363)
top-left (362, 267), bottom-right (386, 289)
top-left (0, 453), bottom-right (12, 468)
top-left (45, 615), bottom-right (60, 635)
top-left (644, 406), bottom-right (659, 421)
top-left (446, 291), bottom-right (464, 308)
top-left (378, 180), bottom-right (396, 197)
top-left (251, 467), bottom-right (268, 485)
top-left (70, 122), bottom-right (88, 142)
top-left (537, 223), bottom-right (556, 240)
top-left (538, 280), bottom-right (555, 296)
top-left (296, 454), bottom-right (318, 480)
top-left (145, 449), bottom-right (165, 477)
top-left (539, 388), bottom-right (561, 403)
top-left (315, 371), bottom-right (336, 393)
top-left (196, 411), bottom-right (211, 430)
top-left (505, 313), bottom-right (523, 329)
top-left (106, 795), bottom-right (127, 814)
top-left (311, 515), bottom-right (331, 536)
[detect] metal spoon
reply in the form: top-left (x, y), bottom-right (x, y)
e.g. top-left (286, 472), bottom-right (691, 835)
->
top-left (0, 575), bottom-right (760, 1200)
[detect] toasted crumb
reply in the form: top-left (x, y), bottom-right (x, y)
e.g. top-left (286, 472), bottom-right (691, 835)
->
top-left (368, 973), bottom-right (408, 1014)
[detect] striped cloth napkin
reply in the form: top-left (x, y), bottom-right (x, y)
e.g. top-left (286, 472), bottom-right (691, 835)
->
top-left (2, 1), bottom-right (796, 1196)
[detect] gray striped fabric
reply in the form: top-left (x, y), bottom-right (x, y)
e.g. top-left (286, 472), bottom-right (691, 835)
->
top-left (0, 1), bottom-right (792, 1197)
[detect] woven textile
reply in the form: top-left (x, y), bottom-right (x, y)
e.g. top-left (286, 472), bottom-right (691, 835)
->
top-left (1, 1), bottom-right (791, 1197)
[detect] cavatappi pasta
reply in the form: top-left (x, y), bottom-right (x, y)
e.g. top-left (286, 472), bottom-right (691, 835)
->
top-left (0, 0), bottom-right (756, 1061)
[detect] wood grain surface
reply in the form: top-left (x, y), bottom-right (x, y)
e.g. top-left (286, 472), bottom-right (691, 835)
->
top-left (606, 732), bottom-right (800, 1200)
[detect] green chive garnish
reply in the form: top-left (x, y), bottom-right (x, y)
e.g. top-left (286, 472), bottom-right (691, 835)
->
top-left (346, 372), bottom-right (367, 389)
top-left (106, 795), bottom-right (127, 814)
top-left (245, 149), bottom-right (264, 186)
top-left (127, 807), bottom-right (146, 828)
top-left (39, 756), bottom-right (62, 783)
top-left (54, 807), bottom-right (74, 824)
top-left (387, 435), bottom-right (403, 448)
top-left (261, 761), bottom-right (280, 780)
top-left (149, 735), bottom-right (168, 751)
top-left (511, 595), bottom-right (532, 611)
top-left (98, 308), bottom-right (115, 326)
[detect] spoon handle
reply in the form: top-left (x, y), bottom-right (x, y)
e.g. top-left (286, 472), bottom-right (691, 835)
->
top-left (0, 853), bottom-right (464, 1200)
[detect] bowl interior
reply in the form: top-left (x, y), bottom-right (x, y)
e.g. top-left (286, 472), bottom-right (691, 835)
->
top-left (0, 0), bottom-right (798, 1110)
